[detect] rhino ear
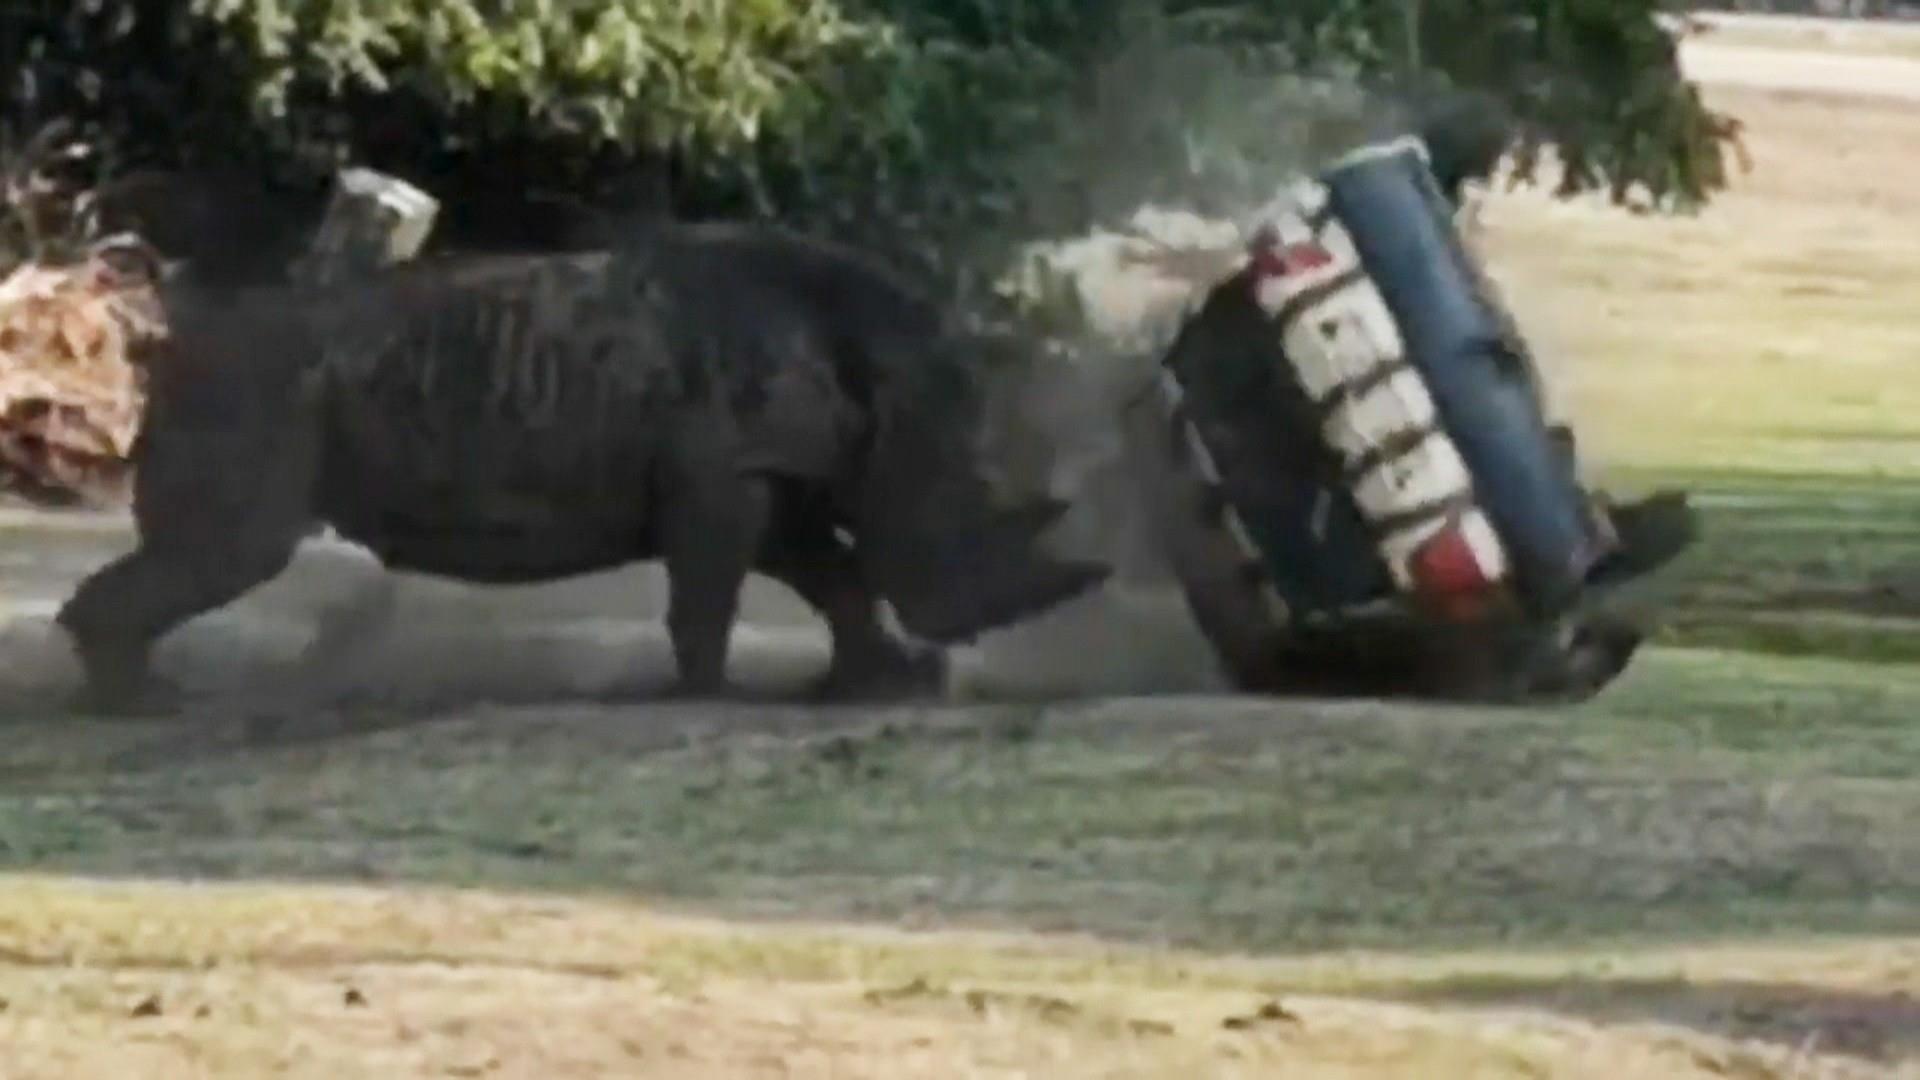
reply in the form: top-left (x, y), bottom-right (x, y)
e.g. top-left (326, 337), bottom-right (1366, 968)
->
top-left (853, 321), bottom-right (1109, 641)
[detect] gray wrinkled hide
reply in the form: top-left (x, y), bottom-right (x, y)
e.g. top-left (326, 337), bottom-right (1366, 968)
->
top-left (238, 225), bottom-right (1098, 638)
top-left (61, 222), bottom-right (1109, 709)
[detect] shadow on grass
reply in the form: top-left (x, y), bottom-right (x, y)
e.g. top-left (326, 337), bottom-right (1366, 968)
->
top-left (1403, 974), bottom-right (1920, 1066)
top-left (0, 646), bottom-right (1915, 968)
top-left (1592, 466), bottom-right (1920, 664)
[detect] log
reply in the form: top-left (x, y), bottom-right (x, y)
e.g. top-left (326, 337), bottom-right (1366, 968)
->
top-left (287, 167), bottom-right (440, 287)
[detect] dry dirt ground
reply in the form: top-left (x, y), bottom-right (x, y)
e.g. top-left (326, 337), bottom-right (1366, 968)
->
top-left (5, 877), bottom-right (1918, 1079)
top-left (4, 23), bottom-right (1920, 1079)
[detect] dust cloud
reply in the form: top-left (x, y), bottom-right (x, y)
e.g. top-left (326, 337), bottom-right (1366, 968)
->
top-left (951, 43), bottom-right (1414, 700)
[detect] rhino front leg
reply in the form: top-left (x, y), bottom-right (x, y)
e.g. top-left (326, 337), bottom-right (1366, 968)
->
top-left (756, 483), bottom-right (943, 702)
top-left (659, 470), bottom-right (773, 696)
top-left (777, 557), bottom-right (944, 703)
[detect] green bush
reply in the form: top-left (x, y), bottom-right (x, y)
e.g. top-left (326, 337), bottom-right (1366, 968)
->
top-left (191, 0), bottom-right (889, 167)
top-left (0, 0), bottom-right (1742, 287)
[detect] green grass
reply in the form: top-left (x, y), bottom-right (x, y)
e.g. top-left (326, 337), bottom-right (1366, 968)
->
top-left (2, 644), bottom-right (1916, 959)
top-left (1593, 468), bottom-right (1920, 663)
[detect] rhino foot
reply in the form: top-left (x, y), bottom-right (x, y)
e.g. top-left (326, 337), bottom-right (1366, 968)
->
top-left (809, 643), bottom-right (946, 704)
top-left (659, 675), bottom-right (749, 702)
top-left (67, 672), bottom-right (186, 719)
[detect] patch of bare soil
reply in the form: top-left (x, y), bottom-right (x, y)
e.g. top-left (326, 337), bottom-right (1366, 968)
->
top-left (0, 878), bottom-right (1910, 1079)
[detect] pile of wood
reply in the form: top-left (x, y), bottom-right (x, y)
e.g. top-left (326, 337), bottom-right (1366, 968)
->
top-left (0, 241), bottom-right (165, 506)
top-left (0, 167), bottom-right (437, 509)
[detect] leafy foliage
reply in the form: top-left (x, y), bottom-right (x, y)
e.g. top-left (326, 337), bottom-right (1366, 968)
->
top-left (0, 0), bottom-right (1741, 286)
top-left (1413, 0), bottom-right (1746, 205)
top-left (188, 0), bottom-right (890, 170)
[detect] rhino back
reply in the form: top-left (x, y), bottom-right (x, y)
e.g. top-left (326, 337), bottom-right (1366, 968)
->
top-left (312, 252), bottom-right (694, 546)
top-left (685, 225), bottom-right (996, 453)
top-left (311, 240), bottom-right (877, 541)
top-left (643, 224), bottom-right (956, 401)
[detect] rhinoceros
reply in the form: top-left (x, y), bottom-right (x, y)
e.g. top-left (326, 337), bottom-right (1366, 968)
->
top-left (56, 222), bottom-right (1111, 713)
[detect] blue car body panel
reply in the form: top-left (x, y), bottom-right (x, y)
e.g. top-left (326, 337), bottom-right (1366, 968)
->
top-left (1321, 143), bottom-right (1605, 611)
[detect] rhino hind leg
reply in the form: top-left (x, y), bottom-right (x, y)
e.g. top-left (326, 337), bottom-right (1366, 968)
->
top-left (59, 386), bottom-right (320, 716)
top-left (58, 523), bottom-right (309, 716)
top-left (57, 552), bottom-right (191, 715)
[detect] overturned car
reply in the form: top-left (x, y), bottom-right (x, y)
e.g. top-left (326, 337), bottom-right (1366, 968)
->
top-left (1119, 135), bottom-right (1696, 704)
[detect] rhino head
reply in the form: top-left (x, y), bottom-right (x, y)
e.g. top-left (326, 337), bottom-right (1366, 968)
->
top-left (854, 327), bottom-right (1111, 644)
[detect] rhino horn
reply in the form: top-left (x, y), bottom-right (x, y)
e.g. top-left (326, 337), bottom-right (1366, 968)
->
top-left (896, 558), bottom-right (1112, 646)
top-left (964, 556), bottom-right (1112, 641)
top-left (887, 499), bottom-right (1111, 644)
top-left (989, 496), bottom-right (1074, 539)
